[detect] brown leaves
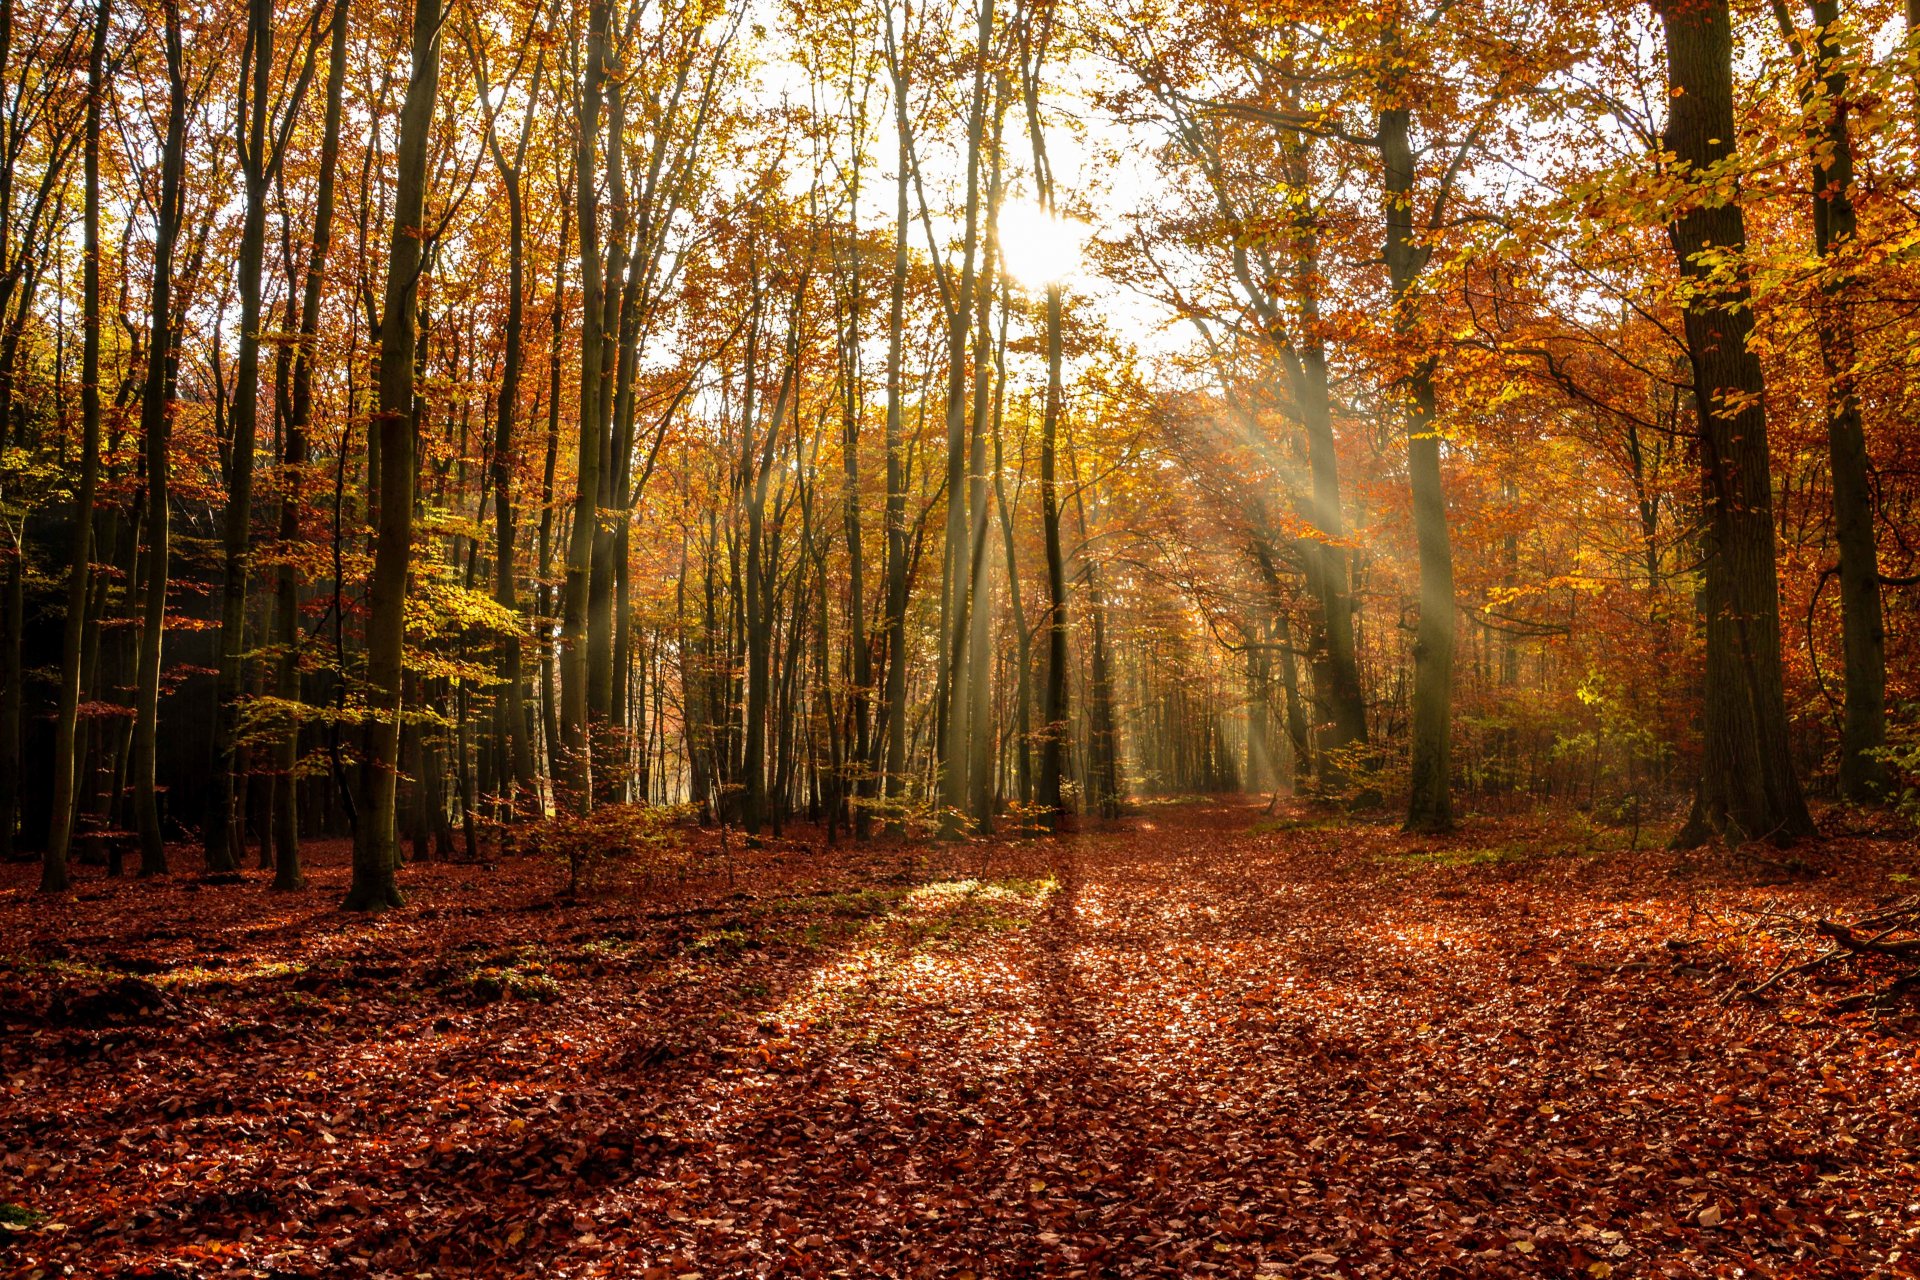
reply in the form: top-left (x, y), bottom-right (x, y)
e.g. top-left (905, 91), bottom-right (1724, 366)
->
top-left (3, 803), bottom-right (1916, 1275)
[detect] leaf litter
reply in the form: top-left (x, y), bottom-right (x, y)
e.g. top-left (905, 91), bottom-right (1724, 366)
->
top-left (2, 799), bottom-right (1916, 1277)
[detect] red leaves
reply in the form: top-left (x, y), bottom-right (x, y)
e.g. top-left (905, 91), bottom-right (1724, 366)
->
top-left (2, 805), bottom-right (1915, 1275)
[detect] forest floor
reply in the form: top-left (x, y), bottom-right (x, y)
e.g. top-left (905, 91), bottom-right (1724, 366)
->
top-left (2, 799), bottom-right (1918, 1279)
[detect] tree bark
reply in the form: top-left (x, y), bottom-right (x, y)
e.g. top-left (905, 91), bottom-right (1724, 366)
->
top-left (1660, 0), bottom-right (1816, 846)
top-left (133, 2), bottom-right (189, 877)
top-left (44, 0), bottom-right (110, 892)
top-left (473, 19), bottom-right (542, 811)
top-left (560, 0), bottom-right (608, 811)
top-left (1775, 0), bottom-right (1884, 801)
top-left (1381, 97), bottom-right (1456, 834)
top-left (878, 10), bottom-right (913, 829)
top-left (272, 0), bottom-right (348, 891)
top-left (344, 0), bottom-right (439, 910)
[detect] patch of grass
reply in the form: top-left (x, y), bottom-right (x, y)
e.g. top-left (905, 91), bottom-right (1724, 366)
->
top-left (688, 925), bottom-right (761, 960)
top-left (0, 1203), bottom-right (45, 1231)
top-left (1, 953), bottom-right (307, 990)
top-left (1396, 841), bottom-right (1545, 869)
top-left (750, 887), bottom-right (904, 920)
top-left (0, 954), bottom-right (124, 983)
top-left (467, 964), bottom-right (560, 1003)
top-left (160, 959), bottom-right (307, 989)
top-left (1251, 815), bottom-right (1335, 835)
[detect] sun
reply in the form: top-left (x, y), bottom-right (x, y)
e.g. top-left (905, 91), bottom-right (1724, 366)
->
top-left (995, 201), bottom-right (1089, 290)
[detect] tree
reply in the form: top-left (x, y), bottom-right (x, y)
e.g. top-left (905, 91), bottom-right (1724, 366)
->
top-left (1658, 0), bottom-right (1815, 846)
top-left (132, 0), bottom-right (190, 877)
top-left (43, 0), bottom-right (111, 893)
top-left (344, 0), bottom-right (442, 911)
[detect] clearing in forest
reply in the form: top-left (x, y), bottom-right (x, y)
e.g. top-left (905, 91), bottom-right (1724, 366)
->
top-left (2, 800), bottom-right (1915, 1277)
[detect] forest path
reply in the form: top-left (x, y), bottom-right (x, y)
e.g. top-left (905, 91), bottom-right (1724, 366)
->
top-left (3, 799), bottom-right (1916, 1277)
top-left (596, 798), bottom-right (1914, 1277)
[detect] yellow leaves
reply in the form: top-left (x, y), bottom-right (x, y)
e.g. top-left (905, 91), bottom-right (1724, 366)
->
top-left (405, 581), bottom-right (523, 643)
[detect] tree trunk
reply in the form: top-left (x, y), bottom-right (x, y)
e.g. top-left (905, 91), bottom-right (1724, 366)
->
top-left (1659, 0), bottom-right (1816, 846)
top-left (476, 28), bottom-right (541, 811)
top-left (133, 3), bottom-right (189, 877)
top-left (935, 0), bottom-right (994, 825)
top-left (1381, 99), bottom-right (1456, 834)
top-left (878, 20), bottom-right (913, 828)
top-left (44, 0), bottom-right (110, 892)
top-left (272, 0), bottom-right (347, 891)
top-left (537, 173), bottom-right (569, 798)
top-left (344, 0), bottom-right (439, 910)
top-left (560, 0), bottom-right (608, 811)
top-left (1776, 0), bottom-right (1885, 801)
top-left (207, 0), bottom-right (285, 874)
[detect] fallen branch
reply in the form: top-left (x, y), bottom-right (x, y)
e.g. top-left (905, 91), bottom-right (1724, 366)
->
top-left (1814, 918), bottom-right (1920, 957)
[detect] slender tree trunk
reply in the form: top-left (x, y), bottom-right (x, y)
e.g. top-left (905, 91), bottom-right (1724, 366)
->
top-left (878, 22), bottom-right (912, 828)
top-left (991, 317), bottom-right (1031, 807)
top-left (133, 3), bottom-right (189, 877)
top-left (1381, 100), bottom-right (1456, 834)
top-left (475, 32), bottom-right (542, 810)
top-left (1022, 8), bottom-right (1070, 824)
top-left (963, 114), bottom-right (1005, 832)
top-left (1085, 559), bottom-right (1120, 816)
top-left (207, 0), bottom-right (283, 873)
top-left (560, 0), bottom-right (608, 810)
top-left (1660, 0), bottom-right (1816, 846)
top-left (44, 0), bottom-right (111, 891)
top-left (272, 0), bottom-right (348, 891)
top-left (935, 0), bottom-right (994, 824)
top-left (0, 532), bottom-right (19, 861)
top-left (1776, 0), bottom-right (1885, 800)
top-left (344, 0), bottom-right (440, 910)
top-left (1275, 614), bottom-right (1309, 787)
top-left (537, 172), bottom-right (570, 798)
top-left (841, 150), bottom-right (872, 836)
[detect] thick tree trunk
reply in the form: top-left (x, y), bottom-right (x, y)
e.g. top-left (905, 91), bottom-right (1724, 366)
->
top-left (587, 75), bottom-right (629, 779)
top-left (1281, 132), bottom-right (1366, 765)
top-left (1659, 0), bottom-right (1816, 846)
top-left (344, 0), bottom-right (440, 910)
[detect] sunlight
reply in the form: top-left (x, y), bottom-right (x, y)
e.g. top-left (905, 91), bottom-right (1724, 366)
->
top-left (996, 201), bottom-right (1088, 290)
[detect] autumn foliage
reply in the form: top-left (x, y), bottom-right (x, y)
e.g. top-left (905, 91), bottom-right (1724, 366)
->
top-left (3, 0), bottom-right (1920, 1271)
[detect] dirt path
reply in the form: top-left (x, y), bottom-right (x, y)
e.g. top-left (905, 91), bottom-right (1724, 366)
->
top-left (3, 800), bottom-right (1915, 1277)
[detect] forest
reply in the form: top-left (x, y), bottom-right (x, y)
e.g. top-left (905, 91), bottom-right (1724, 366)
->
top-left (3, 0), bottom-right (1920, 1273)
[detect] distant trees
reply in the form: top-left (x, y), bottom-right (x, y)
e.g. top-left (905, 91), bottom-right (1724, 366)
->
top-left (4, 0), bottom-right (1920, 895)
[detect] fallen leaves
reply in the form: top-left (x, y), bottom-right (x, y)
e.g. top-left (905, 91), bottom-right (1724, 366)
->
top-left (2, 800), bottom-right (1915, 1276)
